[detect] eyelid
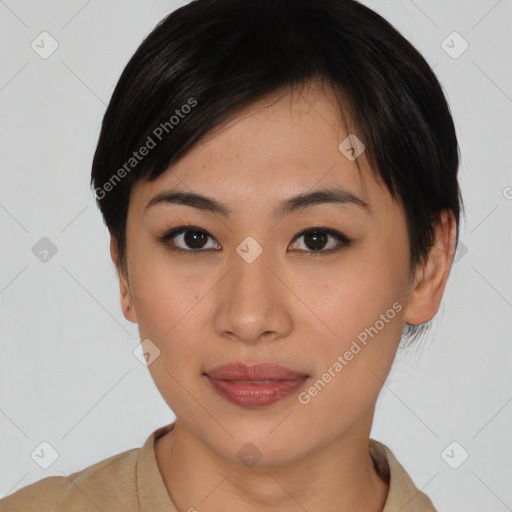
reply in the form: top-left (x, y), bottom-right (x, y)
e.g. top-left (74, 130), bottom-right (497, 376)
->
top-left (159, 225), bottom-right (208, 244)
top-left (293, 226), bottom-right (351, 245)
top-left (159, 225), bottom-right (220, 253)
top-left (158, 225), bottom-right (352, 255)
top-left (289, 227), bottom-right (352, 256)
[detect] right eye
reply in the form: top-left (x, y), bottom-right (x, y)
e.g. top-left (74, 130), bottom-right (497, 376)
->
top-left (159, 226), bottom-right (221, 253)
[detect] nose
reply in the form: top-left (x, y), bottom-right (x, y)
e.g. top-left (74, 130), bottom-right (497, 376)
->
top-left (212, 248), bottom-right (293, 345)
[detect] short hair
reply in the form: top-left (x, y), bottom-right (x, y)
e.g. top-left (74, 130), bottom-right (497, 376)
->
top-left (91, 0), bottom-right (464, 342)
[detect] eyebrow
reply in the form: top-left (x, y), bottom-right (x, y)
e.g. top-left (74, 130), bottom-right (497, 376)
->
top-left (145, 187), bottom-right (372, 218)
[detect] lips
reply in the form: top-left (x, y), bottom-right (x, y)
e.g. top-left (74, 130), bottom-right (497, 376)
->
top-left (205, 362), bottom-right (309, 381)
top-left (204, 362), bottom-right (310, 408)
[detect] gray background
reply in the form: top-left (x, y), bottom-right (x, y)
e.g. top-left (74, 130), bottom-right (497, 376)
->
top-left (1, 0), bottom-right (511, 509)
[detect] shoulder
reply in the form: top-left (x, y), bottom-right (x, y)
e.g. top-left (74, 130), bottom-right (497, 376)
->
top-left (369, 439), bottom-right (438, 512)
top-left (0, 446), bottom-right (140, 512)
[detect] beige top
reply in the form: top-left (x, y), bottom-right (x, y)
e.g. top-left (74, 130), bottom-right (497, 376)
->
top-left (0, 422), bottom-right (437, 511)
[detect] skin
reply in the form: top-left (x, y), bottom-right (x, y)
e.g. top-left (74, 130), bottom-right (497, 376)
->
top-left (110, 81), bottom-right (456, 511)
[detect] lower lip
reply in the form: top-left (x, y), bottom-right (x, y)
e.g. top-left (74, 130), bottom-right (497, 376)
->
top-left (205, 375), bottom-right (309, 407)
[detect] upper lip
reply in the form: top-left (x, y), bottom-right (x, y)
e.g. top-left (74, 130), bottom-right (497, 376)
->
top-left (205, 362), bottom-right (309, 381)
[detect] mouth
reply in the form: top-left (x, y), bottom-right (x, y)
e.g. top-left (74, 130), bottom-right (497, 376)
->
top-left (205, 361), bottom-right (309, 381)
top-left (204, 362), bottom-right (310, 408)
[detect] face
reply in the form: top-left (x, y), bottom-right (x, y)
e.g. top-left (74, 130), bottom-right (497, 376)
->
top-left (115, 82), bottom-right (435, 466)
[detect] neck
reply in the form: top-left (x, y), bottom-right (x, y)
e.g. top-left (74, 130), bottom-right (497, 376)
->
top-left (155, 410), bottom-right (389, 511)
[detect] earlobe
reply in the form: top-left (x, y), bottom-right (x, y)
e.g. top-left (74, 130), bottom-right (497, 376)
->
top-left (110, 234), bottom-right (138, 324)
top-left (402, 210), bottom-right (457, 326)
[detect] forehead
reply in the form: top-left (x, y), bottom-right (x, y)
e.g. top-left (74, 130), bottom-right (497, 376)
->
top-left (131, 83), bottom-right (391, 218)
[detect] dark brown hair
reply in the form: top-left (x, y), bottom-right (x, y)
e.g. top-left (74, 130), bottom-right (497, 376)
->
top-left (91, 0), bottom-right (464, 341)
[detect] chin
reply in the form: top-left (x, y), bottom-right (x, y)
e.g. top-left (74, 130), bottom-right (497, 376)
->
top-left (205, 426), bottom-right (314, 469)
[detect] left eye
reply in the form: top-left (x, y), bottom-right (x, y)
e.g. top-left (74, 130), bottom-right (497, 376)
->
top-left (289, 227), bottom-right (352, 255)
top-left (159, 226), bottom-right (352, 256)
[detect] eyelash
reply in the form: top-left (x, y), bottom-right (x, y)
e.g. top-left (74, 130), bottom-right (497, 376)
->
top-left (158, 226), bottom-right (352, 257)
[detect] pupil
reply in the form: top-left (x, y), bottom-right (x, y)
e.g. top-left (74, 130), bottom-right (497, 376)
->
top-left (184, 231), bottom-right (207, 249)
top-left (306, 232), bottom-right (327, 251)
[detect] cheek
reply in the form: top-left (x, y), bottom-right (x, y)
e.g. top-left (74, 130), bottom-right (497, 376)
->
top-left (132, 257), bottom-right (208, 416)
top-left (129, 249), bottom-right (216, 379)
top-left (298, 248), bottom-right (405, 343)
top-left (296, 284), bottom-right (403, 432)
top-left (129, 245), bottom-right (208, 339)
top-left (297, 245), bottom-right (406, 403)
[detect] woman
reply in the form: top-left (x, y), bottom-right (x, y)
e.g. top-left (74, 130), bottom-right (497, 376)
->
top-left (0, 0), bottom-right (462, 510)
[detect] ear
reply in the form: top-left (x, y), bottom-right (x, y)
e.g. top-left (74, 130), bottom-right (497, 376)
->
top-left (110, 234), bottom-right (137, 323)
top-left (403, 210), bottom-right (457, 326)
